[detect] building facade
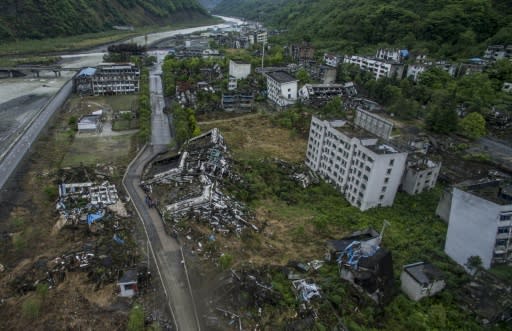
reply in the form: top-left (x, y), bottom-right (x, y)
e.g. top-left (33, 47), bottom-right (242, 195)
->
top-left (265, 71), bottom-right (298, 107)
top-left (323, 53), bottom-right (342, 67)
top-left (229, 59), bottom-right (251, 80)
top-left (353, 109), bottom-right (394, 140)
top-left (444, 180), bottom-right (512, 270)
top-left (402, 157), bottom-right (441, 195)
top-left (305, 116), bottom-right (407, 211)
top-left (401, 262), bottom-right (445, 301)
top-left (91, 63), bottom-right (140, 95)
top-left (343, 55), bottom-right (404, 80)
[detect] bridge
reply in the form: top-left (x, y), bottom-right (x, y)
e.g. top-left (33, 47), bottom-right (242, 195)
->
top-left (0, 65), bottom-right (81, 78)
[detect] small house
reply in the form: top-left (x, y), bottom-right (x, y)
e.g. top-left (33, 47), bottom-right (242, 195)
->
top-left (401, 262), bottom-right (445, 301)
top-left (77, 115), bottom-right (101, 133)
top-left (118, 269), bottom-right (138, 297)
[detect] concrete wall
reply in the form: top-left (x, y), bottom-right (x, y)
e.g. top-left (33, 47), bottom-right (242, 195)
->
top-left (436, 189), bottom-right (452, 222)
top-left (402, 162), bottom-right (440, 195)
top-left (444, 188), bottom-right (500, 269)
top-left (229, 60), bottom-right (251, 80)
top-left (354, 109), bottom-right (393, 140)
top-left (400, 271), bottom-right (445, 301)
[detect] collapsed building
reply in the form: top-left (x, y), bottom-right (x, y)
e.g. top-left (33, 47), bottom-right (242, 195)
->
top-left (143, 128), bottom-right (258, 236)
top-left (326, 226), bottom-right (394, 304)
top-left (73, 63), bottom-right (140, 96)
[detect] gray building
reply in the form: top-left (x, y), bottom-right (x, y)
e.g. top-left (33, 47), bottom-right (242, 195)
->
top-left (354, 109), bottom-right (394, 140)
top-left (401, 262), bottom-right (445, 301)
top-left (402, 156), bottom-right (441, 195)
top-left (444, 179), bottom-right (512, 270)
top-left (78, 115), bottom-right (101, 133)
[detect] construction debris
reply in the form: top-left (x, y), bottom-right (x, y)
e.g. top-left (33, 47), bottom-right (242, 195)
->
top-left (292, 279), bottom-right (322, 302)
top-left (144, 128), bottom-right (259, 237)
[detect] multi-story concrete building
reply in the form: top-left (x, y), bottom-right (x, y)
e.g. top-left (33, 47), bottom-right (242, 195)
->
top-left (406, 64), bottom-right (427, 82)
top-left (402, 156), bottom-right (441, 195)
top-left (290, 42), bottom-right (315, 62)
top-left (444, 179), bottom-right (512, 270)
top-left (229, 59), bottom-right (251, 80)
top-left (375, 48), bottom-right (406, 63)
top-left (74, 64), bottom-right (140, 96)
top-left (265, 71), bottom-right (298, 108)
top-left (306, 116), bottom-right (407, 211)
top-left (298, 83), bottom-right (357, 103)
top-left (323, 53), bottom-right (342, 67)
top-left (343, 55), bottom-right (404, 80)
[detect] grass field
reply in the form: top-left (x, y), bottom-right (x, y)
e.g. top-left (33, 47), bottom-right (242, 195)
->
top-left (61, 134), bottom-right (136, 167)
top-left (200, 113), bottom-right (308, 162)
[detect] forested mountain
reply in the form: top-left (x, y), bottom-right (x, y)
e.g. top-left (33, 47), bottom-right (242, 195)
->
top-left (213, 0), bottom-right (512, 58)
top-left (198, 0), bottom-right (223, 11)
top-left (0, 0), bottom-right (208, 41)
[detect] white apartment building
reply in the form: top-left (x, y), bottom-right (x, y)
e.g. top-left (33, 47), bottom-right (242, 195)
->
top-left (375, 48), bottom-right (402, 62)
top-left (265, 71), bottom-right (298, 107)
top-left (354, 109), bottom-right (394, 140)
top-left (444, 179), bottom-right (512, 270)
top-left (229, 59), bottom-right (251, 80)
top-left (306, 116), bottom-right (407, 211)
top-left (343, 55), bottom-right (404, 80)
top-left (323, 53), bottom-right (342, 67)
top-left (91, 63), bottom-right (140, 95)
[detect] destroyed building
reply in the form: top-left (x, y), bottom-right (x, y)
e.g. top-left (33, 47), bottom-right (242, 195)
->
top-left (143, 129), bottom-right (258, 237)
top-left (328, 227), bottom-right (394, 304)
top-left (400, 262), bottom-right (445, 301)
top-left (73, 63), bottom-right (140, 96)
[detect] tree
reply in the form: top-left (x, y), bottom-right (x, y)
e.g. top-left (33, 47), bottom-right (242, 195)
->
top-left (458, 112), bottom-right (486, 140)
top-left (425, 105), bottom-right (458, 134)
top-left (127, 304), bottom-right (144, 331)
top-left (466, 255), bottom-right (483, 274)
top-left (296, 68), bottom-right (310, 85)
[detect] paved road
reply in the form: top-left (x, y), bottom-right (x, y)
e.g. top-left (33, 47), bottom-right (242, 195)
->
top-left (123, 52), bottom-right (201, 330)
top-left (471, 137), bottom-right (512, 171)
top-left (123, 146), bottom-right (201, 331)
top-left (0, 80), bottom-right (73, 192)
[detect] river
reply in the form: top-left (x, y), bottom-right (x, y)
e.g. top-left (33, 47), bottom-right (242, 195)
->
top-left (0, 16), bottom-right (243, 155)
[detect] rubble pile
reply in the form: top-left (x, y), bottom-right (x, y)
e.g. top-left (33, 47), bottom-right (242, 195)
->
top-left (273, 158), bottom-right (320, 189)
top-left (144, 128), bottom-right (258, 236)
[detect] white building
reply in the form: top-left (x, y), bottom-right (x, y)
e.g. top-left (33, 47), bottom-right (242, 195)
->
top-left (117, 269), bottom-right (138, 297)
top-left (228, 76), bottom-right (237, 91)
top-left (305, 116), bottom-right (407, 211)
top-left (256, 31), bottom-right (268, 44)
top-left (78, 115), bottom-right (101, 133)
top-left (265, 71), bottom-right (298, 108)
top-left (299, 83), bottom-right (357, 102)
top-left (406, 64), bottom-right (427, 82)
top-left (91, 63), bottom-right (140, 95)
top-left (229, 59), bottom-right (251, 80)
top-left (343, 55), bottom-right (404, 80)
top-left (375, 48), bottom-right (402, 62)
top-left (444, 179), bottom-right (512, 270)
top-left (323, 53), bottom-right (342, 67)
top-left (401, 262), bottom-right (445, 301)
top-left (402, 157), bottom-right (441, 195)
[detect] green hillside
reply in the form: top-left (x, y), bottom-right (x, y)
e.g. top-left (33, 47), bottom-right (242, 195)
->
top-left (213, 0), bottom-right (512, 58)
top-left (0, 0), bottom-right (208, 41)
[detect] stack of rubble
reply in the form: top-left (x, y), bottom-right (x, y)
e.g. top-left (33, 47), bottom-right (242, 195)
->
top-left (144, 128), bottom-right (258, 235)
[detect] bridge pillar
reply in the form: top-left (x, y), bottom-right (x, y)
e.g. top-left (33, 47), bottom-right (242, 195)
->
top-left (9, 70), bottom-right (13, 78)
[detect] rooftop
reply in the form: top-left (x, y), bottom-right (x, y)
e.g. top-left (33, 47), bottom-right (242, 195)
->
top-left (118, 269), bottom-right (138, 283)
top-left (78, 67), bottom-right (96, 77)
top-left (457, 179), bottom-right (512, 205)
top-left (266, 71), bottom-right (297, 84)
top-left (403, 262), bottom-right (444, 286)
top-left (231, 59), bottom-right (250, 65)
top-left (78, 115), bottom-right (100, 125)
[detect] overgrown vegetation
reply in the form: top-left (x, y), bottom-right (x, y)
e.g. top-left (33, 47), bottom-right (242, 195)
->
top-left (138, 68), bottom-right (151, 142)
top-left (214, 0), bottom-right (512, 59)
top-left (173, 105), bottom-right (201, 146)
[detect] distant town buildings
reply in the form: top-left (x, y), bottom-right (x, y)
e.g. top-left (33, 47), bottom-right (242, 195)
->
top-left (323, 53), bottom-right (342, 67)
top-left (290, 42), bottom-right (315, 62)
top-left (343, 55), bottom-right (404, 80)
top-left (265, 71), bottom-right (298, 108)
top-left (298, 82), bottom-right (357, 105)
top-left (443, 179), bottom-right (512, 270)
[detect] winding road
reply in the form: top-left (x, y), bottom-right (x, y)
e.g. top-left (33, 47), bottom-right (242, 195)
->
top-left (123, 55), bottom-right (201, 330)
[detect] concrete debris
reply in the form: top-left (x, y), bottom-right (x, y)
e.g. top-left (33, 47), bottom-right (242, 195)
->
top-left (144, 128), bottom-right (258, 236)
top-left (292, 279), bottom-right (321, 302)
top-left (0, 264), bottom-right (4, 272)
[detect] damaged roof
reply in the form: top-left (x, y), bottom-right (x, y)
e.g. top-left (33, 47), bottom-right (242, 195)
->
top-left (403, 262), bottom-right (444, 286)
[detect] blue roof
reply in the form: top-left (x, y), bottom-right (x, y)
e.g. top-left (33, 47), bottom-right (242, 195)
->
top-left (78, 67), bottom-right (96, 77)
top-left (87, 212), bottom-right (103, 225)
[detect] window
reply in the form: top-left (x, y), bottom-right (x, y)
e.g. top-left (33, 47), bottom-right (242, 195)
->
top-left (379, 195), bottom-right (384, 200)
top-left (386, 168), bottom-right (392, 175)
top-left (389, 159), bottom-right (394, 166)
top-left (497, 227), bottom-right (510, 234)
top-left (500, 214), bottom-right (512, 221)
top-left (381, 186), bottom-right (387, 192)
top-left (384, 177), bottom-right (389, 184)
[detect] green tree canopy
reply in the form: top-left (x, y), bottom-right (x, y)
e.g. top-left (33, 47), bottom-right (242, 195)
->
top-left (458, 112), bottom-right (486, 140)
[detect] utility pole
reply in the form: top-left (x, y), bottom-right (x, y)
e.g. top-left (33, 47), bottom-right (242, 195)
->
top-left (261, 42), bottom-right (266, 70)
